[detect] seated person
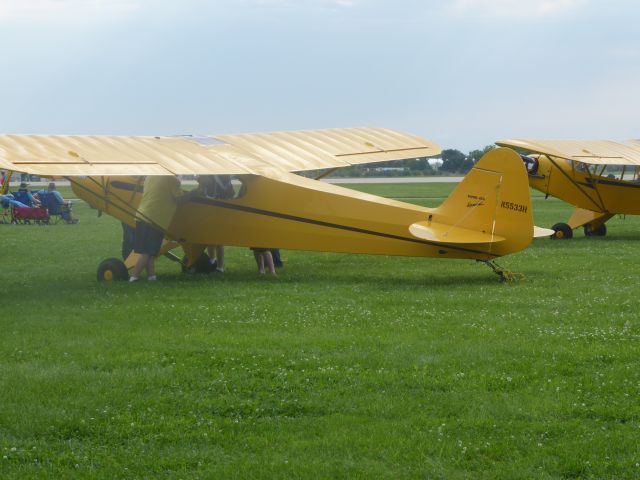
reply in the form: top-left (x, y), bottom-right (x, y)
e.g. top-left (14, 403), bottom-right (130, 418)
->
top-left (11, 182), bottom-right (36, 207)
top-left (35, 182), bottom-right (78, 224)
top-left (1, 194), bottom-right (29, 209)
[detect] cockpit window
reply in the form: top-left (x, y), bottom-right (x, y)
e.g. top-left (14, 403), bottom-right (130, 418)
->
top-left (198, 175), bottom-right (246, 200)
top-left (520, 155), bottom-right (538, 175)
top-left (230, 177), bottom-right (247, 198)
top-left (600, 165), bottom-right (625, 181)
top-left (574, 161), bottom-right (588, 172)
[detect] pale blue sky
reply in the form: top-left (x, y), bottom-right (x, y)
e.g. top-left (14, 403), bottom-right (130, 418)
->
top-left (1, 0), bottom-right (638, 151)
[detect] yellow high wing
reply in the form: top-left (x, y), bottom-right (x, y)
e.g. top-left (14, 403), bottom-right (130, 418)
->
top-left (0, 128), bottom-right (439, 177)
top-left (496, 138), bottom-right (640, 239)
top-left (496, 139), bottom-right (640, 166)
top-left (0, 128), bottom-right (539, 280)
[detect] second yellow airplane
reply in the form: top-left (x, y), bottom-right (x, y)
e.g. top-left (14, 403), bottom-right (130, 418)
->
top-left (497, 139), bottom-right (640, 239)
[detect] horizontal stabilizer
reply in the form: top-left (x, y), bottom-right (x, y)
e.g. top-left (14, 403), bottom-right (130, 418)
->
top-left (534, 226), bottom-right (555, 238)
top-left (409, 221), bottom-right (505, 244)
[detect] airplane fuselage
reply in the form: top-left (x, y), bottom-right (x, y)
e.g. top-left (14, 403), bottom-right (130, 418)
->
top-left (527, 154), bottom-right (640, 215)
top-left (72, 174), bottom-right (498, 261)
top-left (71, 148), bottom-right (535, 264)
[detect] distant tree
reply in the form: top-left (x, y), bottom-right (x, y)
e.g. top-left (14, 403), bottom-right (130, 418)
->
top-left (440, 149), bottom-right (468, 173)
top-left (404, 158), bottom-right (433, 173)
top-left (467, 145), bottom-right (496, 164)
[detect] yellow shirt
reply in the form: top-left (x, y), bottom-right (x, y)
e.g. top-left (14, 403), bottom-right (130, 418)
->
top-left (136, 176), bottom-right (182, 231)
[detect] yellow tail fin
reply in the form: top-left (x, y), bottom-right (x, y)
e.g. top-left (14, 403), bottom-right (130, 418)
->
top-left (430, 147), bottom-right (534, 257)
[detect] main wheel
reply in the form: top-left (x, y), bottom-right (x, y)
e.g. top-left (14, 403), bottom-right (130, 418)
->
top-left (551, 222), bottom-right (573, 240)
top-left (97, 257), bottom-right (129, 282)
top-left (584, 223), bottom-right (607, 237)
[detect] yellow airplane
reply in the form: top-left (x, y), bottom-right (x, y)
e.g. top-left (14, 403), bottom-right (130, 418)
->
top-left (0, 128), bottom-right (549, 281)
top-left (496, 139), bottom-right (640, 239)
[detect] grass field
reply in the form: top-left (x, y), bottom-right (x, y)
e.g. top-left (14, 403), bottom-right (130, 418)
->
top-left (1, 184), bottom-right (640, 479)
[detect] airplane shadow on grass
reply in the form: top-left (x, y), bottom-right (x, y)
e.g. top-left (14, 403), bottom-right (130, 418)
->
top-left (5, 271), bottom-right (546, 311)
top-left (159, 267), bottom-right (534, 289)
top-left (5, 259), bottom-right (549, 305)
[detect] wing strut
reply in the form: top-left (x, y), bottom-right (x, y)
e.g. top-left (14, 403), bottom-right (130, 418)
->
top-left (545, 155), bottom-right (605, 211)
top-left (314, 168), bottom-right (338, 180)
top-left (583, 165), bottom-right (608, 212)
top-left (1, 170), bottom-right (14, 194)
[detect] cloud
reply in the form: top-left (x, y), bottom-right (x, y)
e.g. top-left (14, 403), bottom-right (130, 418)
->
top-left (0, 0), bottom-right (144, 23)
top-left (447, 0), bottom-right (587, 18)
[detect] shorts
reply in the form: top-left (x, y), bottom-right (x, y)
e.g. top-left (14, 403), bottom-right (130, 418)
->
top-left (133, 220), bottom-right (164, 256)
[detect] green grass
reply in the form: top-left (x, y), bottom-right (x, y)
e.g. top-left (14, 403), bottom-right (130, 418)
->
top-left (1, 184), bottom-right (640, 479)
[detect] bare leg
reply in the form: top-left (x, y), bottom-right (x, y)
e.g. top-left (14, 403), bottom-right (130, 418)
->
top-left (215, 245), bottom-right (224, 270)
top-left (207, 245), bottom-right (216, 263)
top-left (254, 250), bottom-right (265, 274)
top-left (146, 256), bottom-right (156, 278)
top-left (264, 250), bottom-right (276, 275)
top-left (131, 253), bottom-right (150, 279)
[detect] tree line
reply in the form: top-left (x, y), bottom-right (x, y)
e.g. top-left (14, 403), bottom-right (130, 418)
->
top-left (324, 145), bottom-right (496, 178)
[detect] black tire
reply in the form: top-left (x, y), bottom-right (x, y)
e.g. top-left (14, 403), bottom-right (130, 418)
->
top-left (97, 257), bottom-right (129, 282)
top-left (551, 222), bottom-right (573, 240)
top-left (181, 253), bottom-right (212, 274)
top-left (584, 223), bottom-right (607, 237)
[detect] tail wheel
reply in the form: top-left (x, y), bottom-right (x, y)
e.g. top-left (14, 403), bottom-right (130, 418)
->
top-left (551, 222), bottom-right (573, 240)
top-left (97, 257), bottom-right (129, 282)
top-left (584, 223), bottom-right (607, 237)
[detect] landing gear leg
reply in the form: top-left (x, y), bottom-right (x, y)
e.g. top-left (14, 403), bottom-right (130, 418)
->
top-left (480, 260), bottom-right (524, 282)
